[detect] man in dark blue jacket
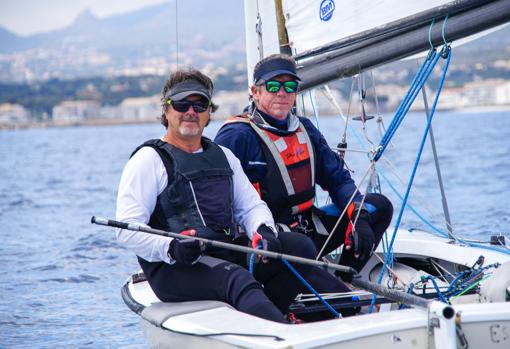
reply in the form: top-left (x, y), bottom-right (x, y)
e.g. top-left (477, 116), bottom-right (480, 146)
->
top-left (215, 54), bottom-right (393, 281)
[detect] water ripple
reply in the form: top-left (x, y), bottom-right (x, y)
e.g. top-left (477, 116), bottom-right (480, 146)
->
top-left (44, 274), bottom-right (100, 284)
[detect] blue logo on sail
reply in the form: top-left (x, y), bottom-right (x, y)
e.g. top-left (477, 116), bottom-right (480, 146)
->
top-left (319, 0), bottom-right (335, 22)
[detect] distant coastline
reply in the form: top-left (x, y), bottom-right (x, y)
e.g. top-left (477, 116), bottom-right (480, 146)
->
top-left (2, 104), bottom-right (510, 131)
top-left (0, 117), bottom-right (160, 131)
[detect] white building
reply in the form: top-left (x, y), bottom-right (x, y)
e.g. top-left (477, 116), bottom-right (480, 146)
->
top-left (436, 87), bottom-right (470, 110)
top-left (463, 79), bottom-right (510, 106)
top-left (52, 100), bottom-right (101, 122)
top-left (212, 90), bottom-right (249, 119)
top-left (373, 84), bottom-right (410, 111)
top-left (0, 103), bottom-right (30, 125)
top-left (118, 95), bottom-right (160, 121)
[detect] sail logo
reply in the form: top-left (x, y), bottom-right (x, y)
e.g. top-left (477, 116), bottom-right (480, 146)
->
top-left (319, 0), bottom-right (335, 22)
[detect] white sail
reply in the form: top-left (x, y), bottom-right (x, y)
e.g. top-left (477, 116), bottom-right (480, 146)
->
top-left (282, 0), bottom-right (451, 55)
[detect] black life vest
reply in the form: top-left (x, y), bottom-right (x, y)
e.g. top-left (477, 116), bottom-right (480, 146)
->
top-left (131, 138), bottom-right (237, 241)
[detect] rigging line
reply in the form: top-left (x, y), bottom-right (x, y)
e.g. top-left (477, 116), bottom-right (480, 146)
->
top-left (319, 68), bottom-right (508, 255)
top-left (323, 80), bottom-right (453, 236)
top-left (370, 70), bottom-right (382, 123)
top-left (370, 68), bottom-right (393, 149)
top-left (442, 15), bottom-right (450, 46)
top-left (331, 147), bottom-right (370, 154)
top-left (175, 0), bottom-right (179, 67)
top-left (283, 260), bottom-right (341, 318)
top-left (315, 162), bottom-right (376, 259)
top-left (321, 83), bottom-right (366, 149)
top-left (429, 260), bottom-right (451, 282)
top-left (378, 49), bottom-right (438, 147)
top-left (378, 51), bottom-right (434, 146)
top-left (449, 276), bottom-right (488, 301)
top-left (343, 77), bottom-right (356, 142)
top-left (376, 50), bottom-right (440, 160)
top-left (379, 154), bottom-right (454, 232)
top-left (300, 91), bottom-right (306, 116)
top-left (374, 52), bottom-right (439, 162)
top-left (371, 252), bottom-right (407, 290)
top-left (255, 0), bottom-right (264, 60)
top-left (320, 71), bottom-right (502, 249)
top-left (378, 158), bottom-right (510, 255)
top-left (325, 86), bottom-right (455, 238)
top-left (370, 47), bottom-right (452, 313)
top-left (309, 89), bottom-right (320, 130)
top-left (358, 73), bottom-right (376, 149)
top-left (428, 18), bottom-right (436, 51)
top-left (430, 260), bottom-right (455, 279)
top-left (387, 48), bottom-right (451, 249)
top-left (420, 80), bottom-right (454, 237)
top-left (321, 85), bottom-right (346, 120)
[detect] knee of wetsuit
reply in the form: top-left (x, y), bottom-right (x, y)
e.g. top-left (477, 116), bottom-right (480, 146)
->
top-left (280, 231), bottom-right (318, 259)
top-left (223, 264), bottom-right (262, 306)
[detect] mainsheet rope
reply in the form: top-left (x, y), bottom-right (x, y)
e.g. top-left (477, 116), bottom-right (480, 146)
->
top-left (369, 45), bottom-right (453, 313)
top-left (249, 242), bottom-right (341, 318)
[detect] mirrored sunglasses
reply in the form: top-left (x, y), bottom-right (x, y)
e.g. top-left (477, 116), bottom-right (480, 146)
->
top-left (264, 80), bottom-right (299, 94)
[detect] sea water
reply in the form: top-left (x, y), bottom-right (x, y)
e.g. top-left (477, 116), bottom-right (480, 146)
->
top-left (1, 110), bottom-right (509, 348)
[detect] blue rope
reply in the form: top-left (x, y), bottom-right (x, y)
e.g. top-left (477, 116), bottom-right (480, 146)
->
top-left (251, 243), bottom-right (340, 318)
top-left (399, 282), bottom-right (416, 309)
top-left (446, 270), bottom-right (470, 293)
top-left (378, 50), bottom-right (435, 147)
top-left (377, 168), bottom-right (510, 255)
top-left (249, 244), bottom-right (261, 274)
top-left (375, 50), bottom-right (441, 161)
top-left (282, 259), bottom-right (341, 318)
top-left (369, 47), bottom-right (452, 313)
top-left (422, 276), bottom-right (449, 303)
top-left (248, 253), bottom-right (256, 274)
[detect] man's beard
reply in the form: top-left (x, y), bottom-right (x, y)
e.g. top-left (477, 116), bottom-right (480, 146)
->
top-left (178, 114), bottom-right (200, 136)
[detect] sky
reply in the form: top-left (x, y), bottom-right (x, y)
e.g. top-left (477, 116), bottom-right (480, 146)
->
top-left (0, 0), bottom-right (169, 36)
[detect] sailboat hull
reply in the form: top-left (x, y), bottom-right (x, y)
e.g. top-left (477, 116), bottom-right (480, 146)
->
top-left (133, 296), bottom-right (510, 349)
top-left (123, 228), bottom-right (510, 348)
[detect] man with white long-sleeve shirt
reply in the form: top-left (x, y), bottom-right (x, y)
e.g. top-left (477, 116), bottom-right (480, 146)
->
top-left (116, 68), bottom-right (350, 323)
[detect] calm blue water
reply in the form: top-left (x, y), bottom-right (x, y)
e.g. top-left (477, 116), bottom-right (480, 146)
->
top-left (1, 110), bottom-right (509, 348)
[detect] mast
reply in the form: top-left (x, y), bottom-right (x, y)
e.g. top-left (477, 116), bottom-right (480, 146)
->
top-left (275, 0), bottom-right (292, 55)
top-left (243, 0), bottom-right (281, 86)
top-left (296, 0), bottom-right (510, 91)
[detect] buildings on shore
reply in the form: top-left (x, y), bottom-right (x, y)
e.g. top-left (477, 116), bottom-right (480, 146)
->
top-left (2, 79), bottom-right (510, 128)
top-left (0, 103), bottom-right (31, 125)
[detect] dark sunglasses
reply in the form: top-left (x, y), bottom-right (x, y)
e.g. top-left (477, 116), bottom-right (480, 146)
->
top-left (264, 80), bottom-right (299, 94)
top-left (166, 99), bottom-right (211, 113)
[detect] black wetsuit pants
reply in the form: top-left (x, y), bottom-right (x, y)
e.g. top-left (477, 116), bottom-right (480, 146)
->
top-left (139, 231), bottom-right (350, 323)
top-left (308, 193), bottom-right (393, 282)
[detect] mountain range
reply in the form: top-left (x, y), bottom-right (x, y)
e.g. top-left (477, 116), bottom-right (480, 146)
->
top-left (0, 1), bottom-right (509, 83)
top-left (0, 0), bottom-right (247, 82)
top-left (0, 1), bottom-right (245, 53)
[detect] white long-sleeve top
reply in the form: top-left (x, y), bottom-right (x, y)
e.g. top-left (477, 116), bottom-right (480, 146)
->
top-left (116, 143), bottom-right (276, 264)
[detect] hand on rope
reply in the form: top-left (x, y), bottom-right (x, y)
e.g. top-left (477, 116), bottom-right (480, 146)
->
top-left (344, 202), bottom-right (375, 259)
top-left (251, 224), bottom-right (281, 262)
top-left (167, 229), bottom-right (204, 265)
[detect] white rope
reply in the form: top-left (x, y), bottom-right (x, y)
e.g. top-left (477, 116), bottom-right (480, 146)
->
top-left (315, 161), bottom-right (376, 259)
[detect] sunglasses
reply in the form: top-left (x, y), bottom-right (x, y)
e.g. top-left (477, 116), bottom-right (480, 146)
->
top-left (166, 99), bottom-right (211, 113)
top-left (264, 80), bottom-right (299, 94)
